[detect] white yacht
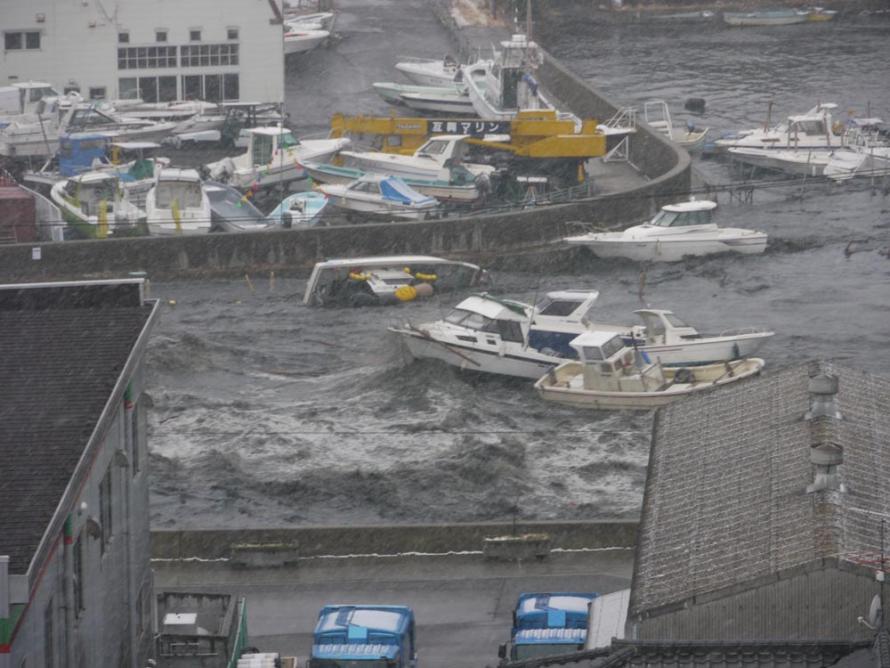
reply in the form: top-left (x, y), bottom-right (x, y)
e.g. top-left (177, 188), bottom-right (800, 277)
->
top-left (534, 331), bottom-right (764, 411)
top-left (317, 174), bottom-right (438, 221)
top-left (715, 103), bottom-right (849, 153)
top-left (205, 127), bottom-right (350, 190)
top-left (564, 200), bottom-right (767, 262)
top-left (284, 25), bottom-right (330, 55)
top-left (50, 171), bottom-right (145, 239)
top-left (372, 82), bottom-right (476, 115)
top-left (395, 55), bottom-right (461, 86)
top-left (145, 168), bottom-right (211, 236)
top-left (390, 291), bottom-right (772, 379)
top-left (338, 135), bottom-right (493, 182)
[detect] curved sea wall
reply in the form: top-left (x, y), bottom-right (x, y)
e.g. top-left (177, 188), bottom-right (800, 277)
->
top-left (0, 17), bottom-right (689, 281)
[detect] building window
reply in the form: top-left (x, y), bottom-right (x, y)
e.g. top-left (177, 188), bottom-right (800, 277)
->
top-left (44, 598), bottom-right (55, 668)
top-left (180, 43), bottom-right (238, 67)
top-left (180, 73), bottom-right (239, 102)
top-left (155, 30), bottom-right (167, 42)
top-left (119, 77), bottom-right (138, 100)
top-left (117, 46), bottom-right (177, 70)
top-left (118, 32), bottom-right (129, 43)
top-left (25, 32), bottom-right (40, 49)
top-left (189, 29), bottom-right (201, 42)
top-left (99, 467), bottom-right (113, 553)
top-left (131, 76), bottom-right (177, 103)
top-left (89, 87), bottom-right (106, 100)
top-left (223, 73), bottom-right (239, 101)
top-left (73, 535), bottom-right (84, 615)
top-left (227, 28), bottom-right (239, 40)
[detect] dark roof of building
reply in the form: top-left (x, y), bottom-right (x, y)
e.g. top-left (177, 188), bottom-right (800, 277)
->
top-left (0, 281), bottom-right (155, 574)
top-left (631, 361), bottom-right (890, 618)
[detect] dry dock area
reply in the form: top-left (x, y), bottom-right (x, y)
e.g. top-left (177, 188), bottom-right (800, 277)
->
top-left (154, 549), bottom-right (634, 666)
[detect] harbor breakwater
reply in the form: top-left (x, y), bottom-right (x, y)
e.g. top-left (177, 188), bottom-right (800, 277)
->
top-left (0, 8), bottom-right (690, 282)
top-left (151, 520), bottom-right (639, 560)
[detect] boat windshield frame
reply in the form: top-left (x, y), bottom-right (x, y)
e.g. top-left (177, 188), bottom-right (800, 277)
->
top-left (581, 336), bottom-right (625, 362)
top-left (650, 209), bottom-right (712, 227)
top-left (444, 308), bottom-right (499, 332)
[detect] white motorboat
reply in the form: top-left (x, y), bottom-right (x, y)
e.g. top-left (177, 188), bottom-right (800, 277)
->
top-left (390, 291), bottom-right (772, 379)
top-left (727, 146), bottom-right (831, 176)
top-left (823, 145), bottom-right (890, 181)
top-left (282, 10), bottom-right (336, 31)
top-left (643, 100), bottom-right (709, 152)
top-left (63, 104), bottom-right (179, 143)
top-left (317, 174), bottom-right (439, 221)
top-left (265, 191), bottom-right (328, 227)
top-left (284, 22), bottom-right (330, 55)
top-left (301, 160), bottom-right (485, 203)
top-left (534, 331), bottom-right (764, 411)
top-left (204, 181), bottom-right (277, 233)
top-left (303, 255), bottom-right (488, 307)
top-left (372, 82), bottom-right (476, 115)
top-left (50, 171), bottom-right (145, 239)
top-left (205, 126), bottom-right (350, 190)
top-left (145, 168), bottom-right (211, 236)
top-left (723, 9), bottom-right (810, 26)
top-left (338, 135), bottom-right (494, 182)
top-left (395, 55), bottom-right (461, 86)
top-left (462, 34), bottom-right (557, 121)
top-left (564, 200), bottom-right (767, 262)
top-left (714, 103), bottom-right (847, 152)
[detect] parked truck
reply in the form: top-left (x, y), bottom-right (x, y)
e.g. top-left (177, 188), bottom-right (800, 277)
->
top-left (498, 593), bottom-right (597, 662)
top-left (308, 605), bottom-right (417, 668)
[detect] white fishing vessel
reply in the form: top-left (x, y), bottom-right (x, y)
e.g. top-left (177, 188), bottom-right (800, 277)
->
top-left (534, 331), bottom-right (764, 410)
top-left (317, 174), bottom-right (439, 221)
top-left (301, 160), bottom-right (485, 203)
top-left (205, 181), bottom-right (277, 232)
top-left (564, 200), bottom-right (767, 262)
top-left (205, 127), bottom-right (350, 190)
top-left (643, 100), bottom-right (709, 152)
top-left (395, 55), bottom-right (461, 86)
top-left (303, 255), bottom-right (489, 307)
top-left (282, 10), bottom-right (336, 31)
top-left (338, 135), bottom-right (493, 182)
top-left (390, 291), bottom-right (772, 379)
top-left (372, 82), bottom-right (475, 115)
top-left (714, 103), bottom-right (848, 152)
top-left (727, 146), bottom-right (831, 175)
top-left (462, 34), bottom-right (556, 121)
top-left (145, 168), bottom-right (211, 236)
top-left (50, 171), bottom-right (145, 239)
top-left (284, 25), bottom-right (330, 55)
top-left (823, 145), bottom-right (890, 181)
top-left (266, 191), bottom-right (329, 227)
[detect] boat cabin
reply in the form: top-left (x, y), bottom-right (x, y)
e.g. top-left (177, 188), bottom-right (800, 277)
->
top-left (570, 331), bottom-right (666, 393)
top-left (634, 309), bottom-right (701, 345)
top-left (154, 169), bottom-right (203, 209)
top-left (63, 172), bottom-right (123, 217)
top-left (415, 135), bottom-right (471, 167)
top-left (527, 291), bottom-right (603, 357)
top-left (646, 200), bottom-right (717, 228)
top-left (0, 81), bottom-right (62, 116)
top-left (246, 126), bottom-right (300, 166)
top-left (443, 294), bottom-right (530, 343)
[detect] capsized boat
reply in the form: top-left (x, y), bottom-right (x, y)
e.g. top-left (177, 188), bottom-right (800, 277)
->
top-left (205, 181), bottom-right (277, 232)
top-left (302, 160), bottom-right (484, 203)
top-left (723, 9), bottom-right (810, 26)
top-left (564, 200), bottom-right (767, 262)
top-left (316, 174), bottom-right (439, 221)
top-left (265, 191), bottom-right (328, 227)
top-left (50, 171), bottom-right (145, 239)
top-left (205, 126), bottom-right (350, 190)
top-left (303, 255), bottom-right (488, 306)
top-left (145, 168), bottom-right (211, 236)
top-left (643, 100), bottom-right (709, 152)
top-left (395, 55), bottom-right (461, 86)
top-left (390, 291), bottom-right (772, 379)
top-left (534, 331), bottom-right (764, 410)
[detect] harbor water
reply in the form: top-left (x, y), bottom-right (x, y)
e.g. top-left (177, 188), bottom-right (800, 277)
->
top-left (147, 4), bottom-right (890, 528)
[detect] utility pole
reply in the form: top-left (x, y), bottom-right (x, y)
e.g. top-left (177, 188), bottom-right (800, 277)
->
top-left (525, 0), bottom-right (533, 40)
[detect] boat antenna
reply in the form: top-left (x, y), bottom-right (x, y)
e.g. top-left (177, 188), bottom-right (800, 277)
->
top-left (764, 100), bottom-right (773, 132)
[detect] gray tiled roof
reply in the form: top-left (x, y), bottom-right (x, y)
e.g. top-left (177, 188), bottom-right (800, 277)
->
top-left (0, 282), bottom-right (153, 574)
top-left (631, 362), bottom-right (890, 617)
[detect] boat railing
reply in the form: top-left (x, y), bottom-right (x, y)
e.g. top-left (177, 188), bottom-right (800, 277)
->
top-left (603, 106), bottom-right (638, 132)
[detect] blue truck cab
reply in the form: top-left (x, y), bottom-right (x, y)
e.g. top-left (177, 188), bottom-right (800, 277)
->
top-left (498, 593), bottom-right (597, 662)
top-left (309, 605), bottom-right (417, 668)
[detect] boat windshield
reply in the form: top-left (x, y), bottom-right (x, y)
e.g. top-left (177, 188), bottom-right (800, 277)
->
top-left (444, 308), bottom-right (498, 332)
top-left (252, 134), bottom-right (274, 165)
top-left (279, 131), bottom-right (300, 149)
top-left (664, 313), bottom-right (688, 328)
top-left (536, 298), bottom-right (583, 317)
top-left (651, 209), bottom-right (711, 227)
top-left (156, 181), bottom-right (203, 208)
top-left (581, 336), bottom-right (625, 361)
top-left (793, 120), bottom-right (826, 135)
top-left (418, 139), bottom-right (450, 156)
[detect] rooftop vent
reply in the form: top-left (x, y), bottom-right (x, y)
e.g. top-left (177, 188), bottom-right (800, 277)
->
top-left (806, 441), bottom-right (845, 494)
top-left (805, 373), bottom-right (842, 421)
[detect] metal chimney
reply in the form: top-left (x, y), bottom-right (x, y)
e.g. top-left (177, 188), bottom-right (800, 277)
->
top-left (805, 373), bottom-right (842, 421)
top-left (807, 441), bottom-right (845, 494)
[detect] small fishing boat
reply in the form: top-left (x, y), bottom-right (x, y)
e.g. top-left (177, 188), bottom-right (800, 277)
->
top-left (338, 135), bottom-right (493, 182)
top-left (643, 100), bottom-right (709, 152)
top-left (302, 160), bottom-right (485, 203)
top-left (564, 200), bottom-right (767, 262)
top-left (284, 25), bottom-right (330, 55)
top-left (205, 181), bottom-right (277, 232)
top-left (371, 82), bottom-right (476, 115)
top-left (144, 168), bottom-right (211, 236)
top-left (205, 126), bottom-right (350, 190)
top-left (303, 255), bottom-right (488, 307)
top-left (723, 9), bottom-right (810, 26)
top-left (823, 145), bottom-right (890, 181)
top-left (395, 55), bottom-right (461, 86)
top-left (282, 10), bottom-right (336, 31)
top-left (534, 331), bottom-right (764, 410)
top-left (265, 191), bottom-right (328, 227)
top-left (714, 103), bottom-right (852, 152)
top-left (390, 291), bottom-right (772, 379)
top-left (727, 146), bottom-right (830, 175)
top-left (316, 174), bottom-right (439, 221)
top-left (50, 171), bottom-right (145, 239)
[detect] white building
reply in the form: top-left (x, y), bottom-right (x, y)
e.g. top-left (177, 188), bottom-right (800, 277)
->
top-left (0, 0), bottom-right (284, 104)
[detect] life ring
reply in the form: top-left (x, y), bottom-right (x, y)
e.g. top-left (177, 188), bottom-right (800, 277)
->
top-left (414, 272), bottom-right (438, 282)
top-left (348, 271), bottom-right (370, 281)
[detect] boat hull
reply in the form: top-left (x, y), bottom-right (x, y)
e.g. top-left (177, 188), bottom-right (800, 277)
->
top-left (643, 332), bottom-right (773, 366)
top-left (302, 162), bottom-right (481, 202)
top-left (723, 12), bottom-right (809, 26)
top-left (400, 93), bottom-right (476, 116)
top-left (728, 148), bottom-right (828, 176)
top-left (570, 234), bottom-right (767, 262)
top-left (534, 358), bottom-right (765, 410)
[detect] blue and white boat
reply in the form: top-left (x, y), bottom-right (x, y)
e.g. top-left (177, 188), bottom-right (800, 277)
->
top-left (316, 174), bottom-right (438, 221)
top-left (265, 191), bottom-right (328, 227)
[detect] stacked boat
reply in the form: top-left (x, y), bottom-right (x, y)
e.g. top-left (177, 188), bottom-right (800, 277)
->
top-left (283, 11), bottom-right (335, 55)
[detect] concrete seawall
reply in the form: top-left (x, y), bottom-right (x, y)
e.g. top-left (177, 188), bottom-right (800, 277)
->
top-left (1, 6), bottom-right (690, 282)
top-left (151, 520), bottom-right (639, 560)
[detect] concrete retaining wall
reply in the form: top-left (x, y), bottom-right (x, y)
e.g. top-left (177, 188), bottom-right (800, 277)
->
top-left (0, 6), bottom-right (690, 282)
top-left (151, 521), bottom-right (639, 560)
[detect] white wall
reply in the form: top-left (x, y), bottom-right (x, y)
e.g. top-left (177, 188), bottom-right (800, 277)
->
top-left (0, 0), bottom-right (284, 103)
